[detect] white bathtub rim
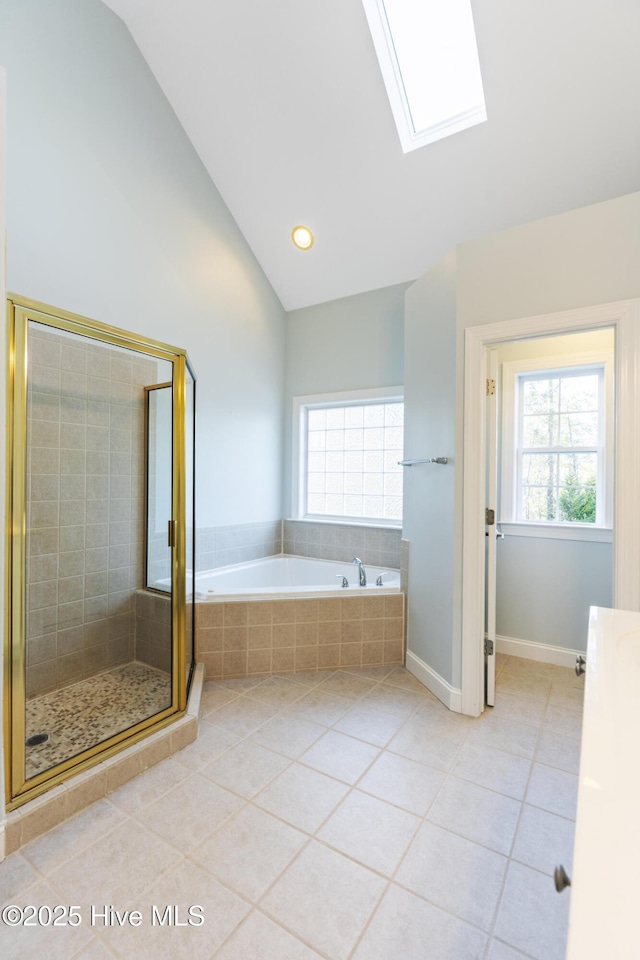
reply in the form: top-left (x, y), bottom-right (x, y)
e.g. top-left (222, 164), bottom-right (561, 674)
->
top-left (194, 553), bottom-right (401, 602)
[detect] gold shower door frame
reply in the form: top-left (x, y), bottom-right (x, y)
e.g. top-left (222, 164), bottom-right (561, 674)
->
top-left (4, 295), bottom-right (191, 810)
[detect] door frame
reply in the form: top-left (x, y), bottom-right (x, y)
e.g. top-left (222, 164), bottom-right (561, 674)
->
top-left (461, 299), bottom-right (640, 717)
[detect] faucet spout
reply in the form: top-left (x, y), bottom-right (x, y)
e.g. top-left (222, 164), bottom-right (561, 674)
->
top-left (351, 557), bottom-right (367, 587)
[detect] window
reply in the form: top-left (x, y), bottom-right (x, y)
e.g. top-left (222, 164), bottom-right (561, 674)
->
top-left (361, 0), bottom-right (486, 153)
top-left (293, 388), bottom-right (404, 525)
top-left (501, 351), bottom-right (613, 538)
top-left (517, 368), bottom-right (603, 523)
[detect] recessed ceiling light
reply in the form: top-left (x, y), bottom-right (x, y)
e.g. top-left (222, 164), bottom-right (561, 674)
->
top-left (291, 225), bottom-right (314, 250)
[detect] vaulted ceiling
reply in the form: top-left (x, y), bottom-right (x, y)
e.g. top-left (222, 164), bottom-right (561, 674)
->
top-left (102, 0), bottom-right (640, 311)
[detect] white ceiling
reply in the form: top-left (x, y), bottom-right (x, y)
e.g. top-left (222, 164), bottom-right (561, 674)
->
top-left (103, 0), bottom-right (640, 311)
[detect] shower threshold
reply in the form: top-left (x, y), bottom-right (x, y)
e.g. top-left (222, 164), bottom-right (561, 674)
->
top-left (25, 662), bottom-right (172, 780)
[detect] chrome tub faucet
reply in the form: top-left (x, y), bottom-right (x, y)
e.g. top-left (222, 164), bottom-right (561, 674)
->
top-left (352, 557), bottom-right (367, 586)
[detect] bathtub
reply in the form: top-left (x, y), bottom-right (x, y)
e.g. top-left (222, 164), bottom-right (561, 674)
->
top-left (195, 554), bottom-right (400, 601)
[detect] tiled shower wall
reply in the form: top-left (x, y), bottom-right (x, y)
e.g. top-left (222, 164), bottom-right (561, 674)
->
top-left (26, 327), bottom-right (157, 698)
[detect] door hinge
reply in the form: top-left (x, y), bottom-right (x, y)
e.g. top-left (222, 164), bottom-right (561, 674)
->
top-left (484, 637), bottom-right (494, 656)
top-left (485, 508), bottom-right (495, 526)
top-left (486, 378), bottom-right (496, 396)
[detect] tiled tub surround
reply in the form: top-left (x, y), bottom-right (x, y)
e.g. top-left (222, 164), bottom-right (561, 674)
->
top-left (26, 326), bottom-right (159, 698)
top-left (197, 594), bottom-right (405, 680)
top-left (0, 659), bottom-right (580, 958)
top-left (196, 520), bottom-right (283, 572)
top-left (135, 589), bottom-right (172, 672)
top-left (192, 519), bottom-right (402, 574)
top-left (284, 519), bottom-right (402, 569)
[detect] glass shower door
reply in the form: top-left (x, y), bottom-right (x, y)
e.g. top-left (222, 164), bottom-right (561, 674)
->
top-left (6, 295), bottom-right (194, 808)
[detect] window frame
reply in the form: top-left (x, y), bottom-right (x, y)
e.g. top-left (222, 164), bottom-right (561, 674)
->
top-left (360, 0), bottom-right (486, 153)
top-left (500, 350), bottom-right (614, 541)
top-left (291, 386), bottom-right (404, 527)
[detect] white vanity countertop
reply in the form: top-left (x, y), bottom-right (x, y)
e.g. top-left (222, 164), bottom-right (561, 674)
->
top-left (567, 605), bottom-right (640, 960)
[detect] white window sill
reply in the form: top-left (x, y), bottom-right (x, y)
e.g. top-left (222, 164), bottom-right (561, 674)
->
top-left (500, 522), bottom-right (612, 543)
top-left (289, 517), bottom-right (402, 531)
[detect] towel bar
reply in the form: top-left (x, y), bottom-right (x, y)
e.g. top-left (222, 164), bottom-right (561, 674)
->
top-left (398, 457), bottom-right (448, 466)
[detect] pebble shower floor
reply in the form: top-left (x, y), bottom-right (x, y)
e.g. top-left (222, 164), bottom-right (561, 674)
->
top-left (24, 663), bottom-right (171, 779)
top-left (0, 657), bottom-right (581, 959)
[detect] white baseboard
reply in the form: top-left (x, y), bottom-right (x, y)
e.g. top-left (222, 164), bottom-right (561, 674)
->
top-left (0, 822), bottom-right (5, 863)
top-left (406, 649), bottom-right (462, 713)
top-left (496, 634), bottom-right (585, 669)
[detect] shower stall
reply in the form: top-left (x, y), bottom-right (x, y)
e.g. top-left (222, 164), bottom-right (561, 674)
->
top-left (4, 295), bottom-right (196, 809)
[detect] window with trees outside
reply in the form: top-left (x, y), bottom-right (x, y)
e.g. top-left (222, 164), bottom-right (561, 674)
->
top-left (517, 368), bottom-right (603, 523)
top-left (500, 352), bottom-right (613, 539)
top-left (293, 389), bottom-right (404, 525)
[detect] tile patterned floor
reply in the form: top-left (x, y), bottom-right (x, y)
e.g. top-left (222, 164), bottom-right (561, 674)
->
top-left (1, 656), bottom-right (582, 959)
top-left (25, 662), bottom-right (172, 778)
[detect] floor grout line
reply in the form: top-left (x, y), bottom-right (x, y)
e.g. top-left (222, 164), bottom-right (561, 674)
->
top-left (2, 663), bottom-right (582, 960)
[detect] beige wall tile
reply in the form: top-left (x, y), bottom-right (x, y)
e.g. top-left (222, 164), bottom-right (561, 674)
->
top-left (318, 644), bottom-right (341, 669)
top-left (272, 600), bottom-right (296, 624)
top-left (384, 640), bottom-right (404, 663)
top-left (248, 649), bottom-right (272, 675)
top-left (248, 624), bottom-right (272, 649)
top-left (318, 621), bottom-right (341, 645)
top-left (29, 528), bottom-right (59, 556)
top-left (295, 622), bottom-right (318, 646)
top-left (384, 618), bottom-right (403, 641)
top-left (57, 626), bottom-right (84, 657)
top-left (295, 646), bottom-right (319, 671)
top-left (342, 597), bottom-right (364, 620)
top-left (363, 641), bottom-right (385, 664)
top-left (29, 578), bottom-right (59, 609)
top-left (65, 770), bottom-right (109, 819)
top-left (273, 623), bottom-right (296, 648)
top-left (318, 597), bottom-right (342, 621)
top-left (248, 601), bottom-right (273, 625)
top-left (223, 626), bottom-right (248, 651)
top-left (29, 500), bottom-right (60, 528)
top-left (384, 595), bottom-right (404, 618)
top-left (224, 602), bottom-right (248, 626)
top-left (27, 605), bottom-right (58, 638)
top-left (27, 633), bottom-right (57, 665)
top-left (19, 790), bottom-right (68, 846)
top-left (197, 603), bottom-right (224, 628)
top-left (340, 642), bottom-right (363, 667)
top-left (272, 647), bottom-right (295, 673)
top-left (223, 651), bottom-right (248, 678)
top-left (362, 596), bottom-right (385, 618)
top-left (363, 619), bottom-right (385, 642)
top-left (57, 600), bottom-right (84, 628)
top-left (295, 599), bottom-right (318, 622)
top-left (197, 627), bottom-right (224, 653)
top-left (342, 620), bottom-right (363, 643)
top-left (200, 651), bottom-right (223, 679)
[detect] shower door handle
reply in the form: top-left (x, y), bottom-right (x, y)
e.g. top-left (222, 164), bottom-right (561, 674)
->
top-left (167, 520), bottom-right (176, 548)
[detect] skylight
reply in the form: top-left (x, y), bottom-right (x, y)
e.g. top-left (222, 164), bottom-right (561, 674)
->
top-left (361, 0), bottom-right (486, 153)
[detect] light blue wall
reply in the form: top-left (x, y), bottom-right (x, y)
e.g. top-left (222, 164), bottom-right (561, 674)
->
top-left (0, 0), bottom-right (286, 529)
top-left (403, 252), bottom-right (457, 683)
top-left (494, 330), bottom-right (614, 651)
top-left (404, 191), bottom-right (640, 692)
top-left (497, 538), bottom-right (612, 651)
top-left (283, 282), bottom-right (407, 515)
